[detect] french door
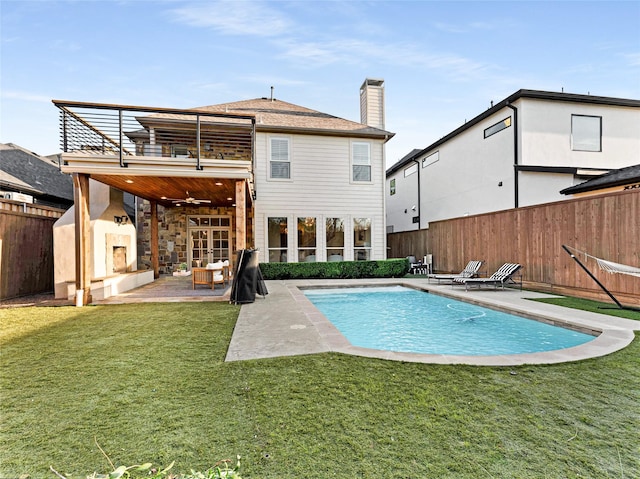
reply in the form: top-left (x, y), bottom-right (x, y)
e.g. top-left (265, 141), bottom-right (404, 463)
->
top-left (188, 216), bottom-right (231, 269)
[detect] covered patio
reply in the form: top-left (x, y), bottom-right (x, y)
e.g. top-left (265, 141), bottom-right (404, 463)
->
top-left (53, 100), bottom-right (257, 305)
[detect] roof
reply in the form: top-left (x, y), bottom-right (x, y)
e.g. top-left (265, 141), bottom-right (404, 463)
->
top-left (0, 143), bottom-right (74, 201)
top-left (196, 97), bottom-right (394, 140)
top-left (386, 89), bottom-right (640, 176)
top-left (560, 163), bottom-right (640, 195)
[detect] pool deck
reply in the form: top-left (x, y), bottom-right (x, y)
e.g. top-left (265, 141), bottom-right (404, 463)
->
top-left (226, 278), bottom-right (639, 366)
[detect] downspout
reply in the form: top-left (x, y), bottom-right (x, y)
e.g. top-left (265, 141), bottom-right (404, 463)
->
top-left (413, 158), bottom-right (421, 229)
top-left (506, 103), bottom-right (519, 208)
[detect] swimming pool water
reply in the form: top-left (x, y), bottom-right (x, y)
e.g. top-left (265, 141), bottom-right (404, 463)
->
top-left (303, 286), bottom-right (595, 356)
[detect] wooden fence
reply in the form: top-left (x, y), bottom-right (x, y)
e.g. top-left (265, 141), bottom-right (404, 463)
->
top-left (0, 200), bottom-right (65, 300)
top-left (388, 189), bottom-right (640, 306)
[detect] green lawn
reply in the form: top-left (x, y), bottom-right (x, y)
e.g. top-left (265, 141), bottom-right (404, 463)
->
top-left (528, 296), bottom-right (640, 321)
top-left (1, 302), bottom-right (639, 478)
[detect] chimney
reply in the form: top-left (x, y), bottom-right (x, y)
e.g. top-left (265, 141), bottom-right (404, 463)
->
top-left (360, 78), bottom-right (385, 129)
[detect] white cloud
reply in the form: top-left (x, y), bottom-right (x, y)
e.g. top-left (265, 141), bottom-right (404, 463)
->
top-left (1, 90), bottom-right (52, 103)
top-left (621, 52), bottom-right (640, 66)
top-left (169, 0), bottom-right (291, 37)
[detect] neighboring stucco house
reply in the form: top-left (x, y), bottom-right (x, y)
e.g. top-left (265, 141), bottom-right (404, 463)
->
top-left (53, 79), bottom-right (394, 303)
top-left (386, 90), bottom-right (640, 233)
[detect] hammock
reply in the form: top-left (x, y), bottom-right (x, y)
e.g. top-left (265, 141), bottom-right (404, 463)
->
top-left (565, 246), bottom-right (640, 278)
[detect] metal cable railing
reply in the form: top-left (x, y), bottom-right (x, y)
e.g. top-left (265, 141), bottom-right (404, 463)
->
top-left (55, 101), bottom-right (256, 169)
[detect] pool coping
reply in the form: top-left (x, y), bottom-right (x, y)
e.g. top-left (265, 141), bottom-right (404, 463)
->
top-left (225, 278), bottom-right (639, 366)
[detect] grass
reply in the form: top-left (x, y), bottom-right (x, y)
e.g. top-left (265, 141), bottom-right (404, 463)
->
top-left (1, 302), bottom-right (639, 478)
top-left (528, 295), bottom-right (640, 321)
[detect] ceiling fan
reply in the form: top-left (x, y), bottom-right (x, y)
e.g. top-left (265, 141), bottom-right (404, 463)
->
top-left (162, 191), bottom-right (211, 205)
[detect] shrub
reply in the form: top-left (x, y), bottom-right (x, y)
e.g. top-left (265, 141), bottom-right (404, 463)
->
top-left (259, 258), bottom-right (408, 280)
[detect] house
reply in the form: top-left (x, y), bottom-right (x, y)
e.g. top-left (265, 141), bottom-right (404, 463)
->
top-left (560, 163), bottom-right (640, 197)
top-left (0, 143), bottom-right (73, 209)
top-left (386, 90), bottom-right (640, 233)
top-left (53, 79), bottom-right (394, 303)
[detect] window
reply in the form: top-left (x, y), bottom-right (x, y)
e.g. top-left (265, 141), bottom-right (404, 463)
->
top-left (270, 137), bottom-right (290, 179)
top-left (326, 218), bottom-right (345, 261)
top-left (352, 142), bottom-right (371, 182)
top-left (571, 115), bottom-right (601, 151)
top-left (422, 151), bottom-right (439, 168)
top-left (484, 117), bottom-right (511, 138)
top-left (353, 218), bottom-right (371, 261)
top-left (390, 178), bottom-right (396, 195)
top-left (404, 164), bottom-right (418, 177)
top-left (267, 217), bottom-right (288, 262)
top-left (297, 217), bottom-right (316, 262)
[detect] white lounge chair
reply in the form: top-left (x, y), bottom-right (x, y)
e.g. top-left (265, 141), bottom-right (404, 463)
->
top-left (427, 260), bottom-right (483, 284)
top-left (454, 263), bottom-right (522, 291)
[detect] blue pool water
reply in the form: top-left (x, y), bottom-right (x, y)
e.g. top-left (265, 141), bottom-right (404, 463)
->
top-left (303, 286), bottom-right (595, 356)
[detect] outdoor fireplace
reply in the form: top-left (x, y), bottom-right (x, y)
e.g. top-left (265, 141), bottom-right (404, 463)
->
top-left (113, 246), bottom-right (127, 273)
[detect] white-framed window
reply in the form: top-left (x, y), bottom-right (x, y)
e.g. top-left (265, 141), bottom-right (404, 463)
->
top-left (267, 217), bottom-right (288, 262)
top-left (270, 137), bottom-right (290, 179)
top-left (297, 217), bottom-right (317, 262)
top-left (571, 114), bottom-right (601, 152)
top-left (326, 218), bottom-right (345, 261)
top-left (390, 178), bottom-right (396, 195)
top-left (353, 217), bottom-right (371, 261)
top-left (422, 150), bottom-right (439, 168)
top-left (484, 117), bottom-right (511, 138)
top-left (352, 142), bottom-right (371, 182)
top-left (404, 164), bottom-right (418, 177)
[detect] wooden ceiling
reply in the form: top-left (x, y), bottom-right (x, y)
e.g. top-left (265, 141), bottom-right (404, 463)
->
top-left (91, 174), bottom-right (246, 208)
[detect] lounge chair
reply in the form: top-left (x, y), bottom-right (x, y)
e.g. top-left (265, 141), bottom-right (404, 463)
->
top-left (454, 263), bottom-right (522, 291)
top-left (427, 260), bottom-right (483, 284)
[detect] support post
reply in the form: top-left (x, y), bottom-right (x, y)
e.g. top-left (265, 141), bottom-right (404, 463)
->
top-left (235, 180), bottom-right (247, 251)
top-left (562, 245), bottom-right (625, 309)
top-left (150, 200), bottom-right (159, 279)
top-left (73, 173), bottom-right (91, 306)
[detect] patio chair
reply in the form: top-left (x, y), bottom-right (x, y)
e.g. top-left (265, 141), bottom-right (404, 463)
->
top-left (193, 261), bottom-right (229, 290)
top-left (427, 260), bottom-right (483, 284)
top-left (454, 263), bottom-right (522, 291)
top-left (407, 255), bottom-right (423, 274)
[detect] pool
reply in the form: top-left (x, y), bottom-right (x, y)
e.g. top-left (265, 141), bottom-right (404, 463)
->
top-left (303, 286), bottom-right (595, 356)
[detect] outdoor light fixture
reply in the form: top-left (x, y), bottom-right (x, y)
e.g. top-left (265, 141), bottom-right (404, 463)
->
top-left (114, 215), bottom-right (129, 226)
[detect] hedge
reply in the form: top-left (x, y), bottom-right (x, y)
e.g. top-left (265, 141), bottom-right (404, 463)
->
top-left (259, 258), bottom-right (409, 280)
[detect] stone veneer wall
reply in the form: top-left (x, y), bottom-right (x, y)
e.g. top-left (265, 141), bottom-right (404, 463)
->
top-left (136, 201), bottom-right (254, 274)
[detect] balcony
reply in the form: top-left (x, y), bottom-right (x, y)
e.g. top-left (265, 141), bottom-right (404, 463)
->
top-left (53, 100), bottom-right (257, 207)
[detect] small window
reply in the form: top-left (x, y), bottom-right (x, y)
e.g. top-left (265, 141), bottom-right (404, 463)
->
top-left (270, 137), bottom-right (290, 179)
top-left (267, 217), bottom-right (288, 262)
top-left (353, 217), bottom-right (371, 261)
top-left (404, 164), bottom-right (417, 177)
top-left (484, 117), bottom-right (511, 138)
top-left (572, 115), bottom-right (601, 152)
top-left (422, 151), bottom-right (439, 168)
top-left (352, 142), bottom-right (371, 182)
top-left (390, 178), bottom-right (396, 195)
top-left (326, 218), bottom-right (345, 261)
top-left (297, 217), bottom-right (316, 262)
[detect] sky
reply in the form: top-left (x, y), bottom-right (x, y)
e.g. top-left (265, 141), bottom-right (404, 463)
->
top-left (1, 0), bottom-right (639, 168)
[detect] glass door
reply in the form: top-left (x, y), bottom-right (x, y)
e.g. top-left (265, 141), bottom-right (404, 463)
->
top-left (188, 216), bottom-right (231, 269)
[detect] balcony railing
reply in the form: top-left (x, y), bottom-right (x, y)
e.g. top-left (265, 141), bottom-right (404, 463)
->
top-left (54, 100), bottom-right (256, 170)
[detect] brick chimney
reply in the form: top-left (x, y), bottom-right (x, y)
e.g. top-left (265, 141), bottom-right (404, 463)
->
top-left (360, 78), bottom-right (385, 129)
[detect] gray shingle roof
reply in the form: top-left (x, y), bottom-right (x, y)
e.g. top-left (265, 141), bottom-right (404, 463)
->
top-left (0, 143), bottom-right (74, 202)
top-left (560, 164), bottom-right (640, 195)
top-left (197, 97), bottom-right (394, 139)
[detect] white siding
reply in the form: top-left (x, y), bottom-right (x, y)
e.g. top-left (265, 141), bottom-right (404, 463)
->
top-left (254, 132), bottom-right (387, 262)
